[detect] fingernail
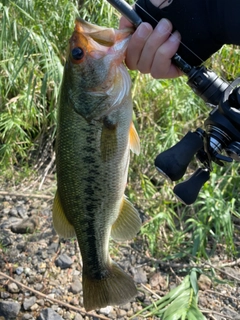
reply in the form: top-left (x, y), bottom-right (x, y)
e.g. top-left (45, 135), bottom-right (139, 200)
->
top-left (136, 23), bottom-right (152, 39)
top-left (169, 30), bottom-right (181, 42)
top-left (156, 18), bottom-right (171, 34)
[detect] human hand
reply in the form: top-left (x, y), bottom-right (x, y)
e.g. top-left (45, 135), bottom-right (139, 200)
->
top-left (120, 16), bottom-right (182, 79)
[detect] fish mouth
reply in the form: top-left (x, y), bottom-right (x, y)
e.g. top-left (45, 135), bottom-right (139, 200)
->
top-left (74, 17), bottom-right (133, 47)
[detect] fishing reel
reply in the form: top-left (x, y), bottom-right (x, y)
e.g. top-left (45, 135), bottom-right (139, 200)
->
top-left (106, 0), bottom-right (240, 204)
top-left (155, 68), bottom-right (240, 205)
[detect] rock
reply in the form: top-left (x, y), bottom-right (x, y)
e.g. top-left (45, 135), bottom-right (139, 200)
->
top-left (55, 254), bottom-right (73, 269)
top-left (108, 311), bottom-right (117, 319)
top-left (136, 290), bottom-right (145, 302)
top-left (25, 267), bottom-right (31, 275)
top-left (3, 207), bottom-right (10, 214)
top-left (0, 235), bottom-right (12, 247)
top-left (23, 296), bottom-right (37, 310)
top-left (7, 282), bottom-right (19, 293)
top-left (37, 299), bottom-right (45, 307)
top-left (221, 307), bottom-right (240, 319)
top-left (117, 309), bottom-right (127, 317)
top-left (198, 274), bottom-right (212, 291)
top-left (41, 250), bottom-right (48, 259)
top-left (1, 217), bottom-right (21, 229)
top-left (99, 306), bottom-right (113, 315)
top-left (11, 216), bottom-right (39, 234)
top-left (30, 303), bottom-right (39, 311)
top-left (34, 283), bottom-right (44, 291)
top-left (120, 302), bottom-right (131, 311)
top-left (133, 267), bottom-right (147, 284)
top-left (149, 272), bottom-right (168, 290)
top-left (22, 313), bottom-right (34, 320)
top-left (9, 207), bottom-right (18, 217)
top-left (0, 292), bottom-right (10, 299)
top-left (48, 242), bottom-right (59, 254)
top-left (15, 266), bottom-right (24, 275)
top-left (69, 280), bottom-right (82, 294)
top-left (74, 314), bottom-right (83, 320)
top-left (0, 300), bottom-right (21, 319)
top-left (37, 308), bottom-right (64, 320)
top-left (16, 204), bottom-right (28, 218)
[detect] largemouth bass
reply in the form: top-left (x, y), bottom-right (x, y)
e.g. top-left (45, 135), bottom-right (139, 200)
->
top-left (53, 18), bottom-right (141, 311)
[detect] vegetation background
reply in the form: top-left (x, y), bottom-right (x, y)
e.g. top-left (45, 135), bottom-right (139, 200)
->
top-left (1, 0), bottom-right (240, 318)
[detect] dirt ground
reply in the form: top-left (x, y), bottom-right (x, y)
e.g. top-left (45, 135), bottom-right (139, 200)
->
top-left (0, 174), bottom-right (240, 320)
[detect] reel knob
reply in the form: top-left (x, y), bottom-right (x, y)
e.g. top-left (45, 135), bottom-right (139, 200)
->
top-left (173, 168), bottom-right (210, 205)
top-left (155, 131), bottom-right (204, 182)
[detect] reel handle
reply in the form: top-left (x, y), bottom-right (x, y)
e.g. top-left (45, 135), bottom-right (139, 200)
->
top-left (173, 168), bottom-right (210, 205)
top-left (155, 131), bottom-right (203, 181)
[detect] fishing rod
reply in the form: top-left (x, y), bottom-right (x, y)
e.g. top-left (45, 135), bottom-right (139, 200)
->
top-left (107, 0), bottom-right (240, 205)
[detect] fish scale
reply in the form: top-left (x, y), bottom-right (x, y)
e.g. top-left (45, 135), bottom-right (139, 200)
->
top-left (52, 18), bottom-right (141, 311)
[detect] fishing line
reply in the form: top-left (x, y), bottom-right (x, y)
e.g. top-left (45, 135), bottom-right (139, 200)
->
top-left (134, 1), bottom-right (205, 65)
top-left (133, 1), bottom-right (235, 89)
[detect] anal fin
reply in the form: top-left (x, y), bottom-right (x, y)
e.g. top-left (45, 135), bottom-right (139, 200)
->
top-left (52, 190), bottom-right (76, 238)
top-left (111, 196), bottom-right (141, 241)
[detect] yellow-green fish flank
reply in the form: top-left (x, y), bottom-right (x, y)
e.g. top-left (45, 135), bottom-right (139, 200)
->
top-left (53, 18), bottom-right (141, 311)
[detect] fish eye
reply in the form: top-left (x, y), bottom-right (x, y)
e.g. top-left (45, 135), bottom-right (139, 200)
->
top-left (72, 47), bottom-right (84, 60)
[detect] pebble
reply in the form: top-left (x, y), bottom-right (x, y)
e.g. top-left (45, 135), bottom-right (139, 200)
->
top-left (198, 274), bottom-right (212, 290)
top-left (47, 242), bottom-right (59, 254)
top-left (15, 266), bottom-right (24, 275)
top-left (16, 204), bottom-right (28, 218)
top-left (0, 235), bottom-right (12, 247)
top-left (0, 300), bottom-right (21, 319)
top-left (11, 216), bottom-right (40, 234)
top-left (34, 283), bottom-right (44, 291)
top-left (133, 267), bottom-right (147, 284)
top-left (25, 267), bottom-right (31, 275)
top-left (22, 314), bottom-right (34, 320)
top-left (0, 292), bottom-right (10, 299)
top-left (9, 207), bottom-right (18, 217)
top-left (69, 280), bottom-right (82, 294)
top-left (117, 309), bottom-right (127, 317)
top-left (23, 296), bottom-right (37, 310)
top-left (99, 306), bottom-right (113, 315)
top-left (0, 193), bottom-right (240, 320)
top-left (120, 302), bottom-right (131, 311)
top-left (7, 282), bottom-right (19, 293)
top-left (37, 308), bottom-right (64, 320)
top-left (55, 254), bottom-right (73, 269)
top-left (149, 272), bottom-right (168, 290)
top-left (221, 307), bottom-right (240, 319)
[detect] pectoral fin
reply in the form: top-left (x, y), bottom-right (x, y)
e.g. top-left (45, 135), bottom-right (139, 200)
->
top-left (52, 190), bottom-right (76, 238)
top-left (129, 122), bottom-right (140, 155)
top-left (111, 196), bottom-right (141, 241)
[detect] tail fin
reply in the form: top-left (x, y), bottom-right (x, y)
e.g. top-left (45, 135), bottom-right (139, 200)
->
top-left (83, 262), bottom-right (137, 311)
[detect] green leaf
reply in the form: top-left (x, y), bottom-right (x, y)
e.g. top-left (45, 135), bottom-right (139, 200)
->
top-left (190, 270), bottom-right (199, 295)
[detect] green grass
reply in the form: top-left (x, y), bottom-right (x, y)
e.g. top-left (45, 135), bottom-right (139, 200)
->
top-left (1, 0), bottom-right (240, 318)
top-left (131, 270), bottom-right (206, 320)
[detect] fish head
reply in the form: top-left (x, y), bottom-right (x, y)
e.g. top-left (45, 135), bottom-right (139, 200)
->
top-left (63, 18), bottom-right (133, 121)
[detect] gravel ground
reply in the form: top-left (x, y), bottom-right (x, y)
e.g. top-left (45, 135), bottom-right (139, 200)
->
top-left (0, 175), bottom-right (240, 320)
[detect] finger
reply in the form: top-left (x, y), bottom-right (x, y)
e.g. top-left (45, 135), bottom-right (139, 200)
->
top-left (136, 18), bottom-right (172, 74)
top-left (119, 15), bottom-right (134, 29)
top-left (150, 30), bottom-right (182, 79)
top-left (125, 22), bottom-right (153, 70)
